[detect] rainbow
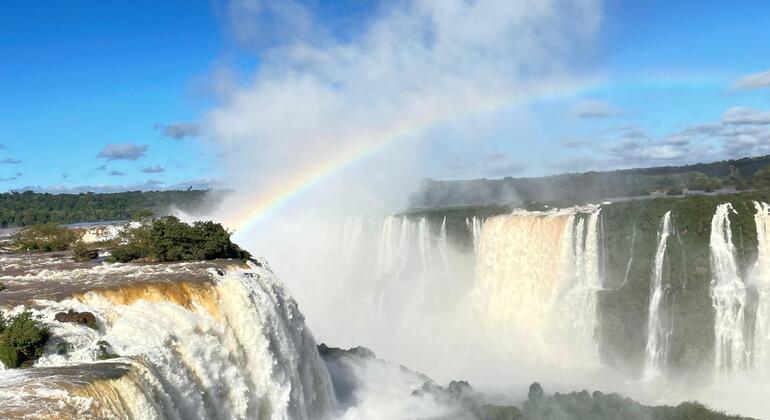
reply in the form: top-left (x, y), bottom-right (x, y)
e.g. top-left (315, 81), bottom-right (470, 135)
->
top-left (226, 82), bottom-right (595, 235)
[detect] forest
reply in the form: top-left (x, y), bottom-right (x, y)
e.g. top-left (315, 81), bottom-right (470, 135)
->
top-left (0, 189), bottom-right (228, 227)
top-left (409, 155), bottom-right (770, 208)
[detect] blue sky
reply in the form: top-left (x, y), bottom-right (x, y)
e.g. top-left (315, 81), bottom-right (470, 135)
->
top-left (2, 0), bottom-right (770, 192)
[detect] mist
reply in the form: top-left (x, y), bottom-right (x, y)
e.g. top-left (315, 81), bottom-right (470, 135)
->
top-left (194, 1), bottom-right (770, 419)
top-left (204, 0), bottom-right (598, 379)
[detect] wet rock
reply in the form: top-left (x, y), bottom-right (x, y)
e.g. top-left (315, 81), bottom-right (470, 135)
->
top-left (317, 343), bottom-right (376, 360)
top-left (74, 249), bottom-right (99, 260)
top-left (54, 310), bottom-right (97, 329)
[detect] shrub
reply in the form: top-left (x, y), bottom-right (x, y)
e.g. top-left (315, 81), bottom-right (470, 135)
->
top-left (11, 224), bottom-right (79, 252)
top-left (96, 340), bottom-right (119, 360)
top-left (0, 311), bottom-right (50, 368)
top-left (0, 345), bottom-right (20, 369)
top-left (109, 216), bottom-right (250, 263)
top-left (71, 240), bottom-right (99, 261)
top-left (0, 282), bottom-right (6, 292)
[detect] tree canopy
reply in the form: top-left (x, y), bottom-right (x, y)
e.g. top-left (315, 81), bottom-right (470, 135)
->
top-left (0, 189), bottom-right (227, 227)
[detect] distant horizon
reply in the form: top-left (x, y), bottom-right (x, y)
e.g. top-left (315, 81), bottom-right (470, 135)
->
top-left (7, 152), bottom-right (770, 195)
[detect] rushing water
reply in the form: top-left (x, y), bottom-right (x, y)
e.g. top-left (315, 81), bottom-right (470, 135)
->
top-left (473, 207), bottom-right (602, 363)
top-left (643, 211), bottom-right (672, 381)
top-left (710, 203), bottom-right (748, 374)
top-left (0, 259), bottom-right (335, 419)
top-left (465, 216), bottom-right (483, 255)
top-left (753, 201), bottom-right (770, 374)
top-left (9, 201), bottom-right (770, 418)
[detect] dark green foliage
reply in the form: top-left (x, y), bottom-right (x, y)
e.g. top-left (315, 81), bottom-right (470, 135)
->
top-left (0, 345), bottom-right (20, 369)
top-left (0, 189), bottom-right (228, 228)
top-left (318, 343), bottom-right (376, 359)
top-left (0, 282), bottom-right (6, 292)
top-left (56, 341), bottom-right (70, 355)
top-left (599, 192), bottom-right (770, 376)
top-left (480, 405), bottom-right (526, 420)
top-left (0, 311), bottom-right (50, 368)
top-left (110, 216), bottom-right (250, 263)
top-left (409, 155), bottom-right (770, 208)
top-left (95, 340), bottom-right (118, 360)
top-left (417, 380), bottom-right (752, 420)
top-left (11, 223), bottom-right (78, 252)
top-left (516, 385), bottom-right (751, 420)
top-left (71, 240), bottom-right (99, 260)
top-left (413, 190), bottom-right (770, 378)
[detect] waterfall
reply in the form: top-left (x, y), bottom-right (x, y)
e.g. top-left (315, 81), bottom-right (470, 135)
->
top-left (0, 263), bottom-right (336, 419)
top-left (620, 222), bottom-right (637, 289)
top-left (465, 216), bottom-right (483, 254)
top-left (474, 207), bottom-right (601, 360)
top-left (710, 203), bottom-right (748, 373)
top-left (439, 216), bottom-right (450, 281)
top-left (557, 209), bottom-right (602, 358)
top-left (753, 201), bottom-right (770, 374)
top-left (371, 215), bottom-right (460, 311)
top-left (643, 211), bottom-right (672, 381)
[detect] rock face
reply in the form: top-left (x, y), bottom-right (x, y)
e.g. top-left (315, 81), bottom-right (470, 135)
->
top-left (54, 311), bottom-right (96, 327)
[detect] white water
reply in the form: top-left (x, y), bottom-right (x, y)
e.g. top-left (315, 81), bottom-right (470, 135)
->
top-left (753, 201), bottom-right (770, 374)
top-left (465, 216), bottom-right (483, 254)
top-left (0, 262), bottom-right (336, 419)
top-left (710, 203), bottom-right (748, 374)
top-left (474, 207), bottom-right (602, 363)
top-left (643, 211), bottom-right (672, 381)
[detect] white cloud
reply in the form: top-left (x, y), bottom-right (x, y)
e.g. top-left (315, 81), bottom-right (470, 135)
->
top-left (722, 107), bottom-right (770, 125)
top-left (98, 143), bottom-right (148, 161)
top-left (154, 122), bottom-right (201, 140)
top-left (208, 0), bottom-right (602, 220)
top-left (570, 100), bottom-right (617, 118)
top-left (733, 69), bottom-right (770, 90)
top-left (142, 165), bottom-right (165, 173)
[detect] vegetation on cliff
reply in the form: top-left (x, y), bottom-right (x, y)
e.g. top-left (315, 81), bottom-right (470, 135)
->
top-left (0, 311), bottom-right (50, 369)
top-left (10, 223), bottom-right (79, 252)
top-left (599, 192), bottom-right (770, 376)
top-left (409, 155), bottom-right (770, 208)
top-left (110, 216), bottom-right (250, 263)
top-left (420, 380), bottom-right (753, 420)
top-left (406, 189), bottom-right (770, 378)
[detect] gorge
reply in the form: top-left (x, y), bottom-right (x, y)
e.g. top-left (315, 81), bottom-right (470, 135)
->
top-left (3, 192), bottom-right (770, 418)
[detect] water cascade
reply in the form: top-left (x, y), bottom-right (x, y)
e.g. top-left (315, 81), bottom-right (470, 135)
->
top-left (710, 203), bottom-right (748, 373)
top-left (753, 201), bottom-right (770, 374)
top-left (465, 216), bottom-right (483, 254)
top-left (473, 207), bottom-right (602, 360)
top-left (643, 211), bottom-right (672, 380)
top-left (0, 261), bottom-right (336, 419)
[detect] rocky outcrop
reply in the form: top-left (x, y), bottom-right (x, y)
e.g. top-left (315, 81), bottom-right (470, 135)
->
top-left (54, 311), bottom-right (97, 329)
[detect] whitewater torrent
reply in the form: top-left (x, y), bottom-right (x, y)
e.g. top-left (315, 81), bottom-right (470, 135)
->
top-left (465, 216), bottom-right (483, 254)
top-left (642, 211), bottom-right (672, 381)
top-left (473, 207), bottom-right (602, 362)
top-left (710, 203), bottom-right (748, 374)
top-left (0, 259), bottom-right (336, 419)
top-left (753, 201), bottom-right (770, 374)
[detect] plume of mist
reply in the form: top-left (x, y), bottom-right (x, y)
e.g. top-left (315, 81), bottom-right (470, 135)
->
top-left (197, 0), bottom-right (636, 415)
top-left (201, 0), bottom-right (603, 392)
top-left (207, 0), bottom-right (601, 225)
